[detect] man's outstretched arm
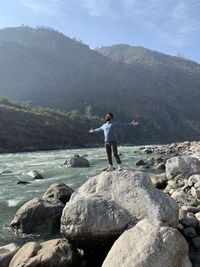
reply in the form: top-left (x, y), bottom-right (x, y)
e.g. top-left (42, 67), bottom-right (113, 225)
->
top-left (114, 120), bottom-right (140, 128)
top-left (131, 120), bottom-right (139, 126)
top-left (89, 126), bottom-right (104, 133)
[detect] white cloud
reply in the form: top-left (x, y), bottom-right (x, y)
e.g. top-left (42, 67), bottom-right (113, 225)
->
top-left (120, 0), bottom-right (200, 47)
top-left (19, 0), bottom-right (64, 17)
top-left (81, 0), bottom-right (113, 17)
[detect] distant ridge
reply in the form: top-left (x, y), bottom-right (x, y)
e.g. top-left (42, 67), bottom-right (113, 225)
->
top-left (0, 26), bottom-right (200, 145)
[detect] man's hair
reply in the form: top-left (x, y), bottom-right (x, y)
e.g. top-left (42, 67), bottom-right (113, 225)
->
top-left (107, 112), bottom-right (113, 118)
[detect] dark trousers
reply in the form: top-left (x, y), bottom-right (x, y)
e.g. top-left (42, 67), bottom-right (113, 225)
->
top-left (105, 141), bottom-right (121, 165)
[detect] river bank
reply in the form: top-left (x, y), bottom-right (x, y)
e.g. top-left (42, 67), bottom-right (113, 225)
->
top-left (2, 141), bottom-right (200, 266)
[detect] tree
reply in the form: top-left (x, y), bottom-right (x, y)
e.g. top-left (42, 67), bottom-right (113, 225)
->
top-left (85, 104), bottom-right (92, 117)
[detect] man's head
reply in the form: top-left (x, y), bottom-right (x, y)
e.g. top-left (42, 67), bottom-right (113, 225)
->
top-left (106, 112), bottom-right (113, 122)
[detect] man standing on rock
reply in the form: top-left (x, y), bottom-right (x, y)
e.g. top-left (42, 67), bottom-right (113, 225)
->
top-left (89, 112), bottom-right (139, 171)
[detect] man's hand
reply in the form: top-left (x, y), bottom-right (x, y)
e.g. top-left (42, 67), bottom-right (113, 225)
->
top-left (89, 128), bottom-right (94, 133)
top-left (131, 120), bottom-right (139, 126)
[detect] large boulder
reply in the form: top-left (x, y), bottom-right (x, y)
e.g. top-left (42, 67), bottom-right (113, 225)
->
top-left (0, 243), bottom-right (19, 267)
top-left (42, 183), bottom-right (74, 205)
top-left (166, 156), bottom-right (200, 179)
top-left (64, 154), bottom-right (89, 167)
top-left (9, 238), bottom-right (81, 267)
top-left (61, 171), bottom-right (179, 246)
top-left (102, 219), bottom-right (191, 267)
top-left (61, 196), bottom-right (133, 246)
top-left (10, 198), bottom-right (64, 234)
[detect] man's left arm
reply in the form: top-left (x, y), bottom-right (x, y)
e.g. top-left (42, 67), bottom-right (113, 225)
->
top-left (114, 121), bottom-right (139, 128)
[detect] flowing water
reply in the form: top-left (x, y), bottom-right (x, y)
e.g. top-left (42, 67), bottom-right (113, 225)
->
top-left (0, 146), bottom-right (149, 247)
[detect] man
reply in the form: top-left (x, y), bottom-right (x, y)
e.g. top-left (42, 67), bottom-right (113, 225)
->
top-left (89, 112), bottom-right (139, 171)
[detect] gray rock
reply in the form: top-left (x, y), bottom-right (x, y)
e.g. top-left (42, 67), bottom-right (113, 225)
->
top-left (180, 212), bottom-right (198, 227)
top-left (191, 187), bottom-right (200, 199)
top-left (61, 171), bottom-right (179, 248)
top-left (192, 237), bottom-right (200, 250)
top-left (189, 174), bottom-right (200, 186)
top-left (150, 173), bottom-right (168, 189)
top-left (24, 170), bottom-right (43, 180)
top-left (42, 183), bottom-right (74, 204)
top-left (0, 170), bottom-right (12, 174)
top-left (135, 159), bottom-right (146, 166)
top-left (171, 190), bottom-right (195, 207)
top-left (155, 162), bottom-right (166, 170)
top-left (181, 206), bottom-right (200, 214)
top-left (61, 196), bottom-right (133, 246)
top-left (146, 156), bottom-right (163, 166)
top-left (0, 243), bottom-right (19, 267)
top-left (64, 155), bottom-right (89, 168)
top-left (10, 198), bottom-right (64, 234)
top-left (9, 239), bottom-right (80, 267)
top-left (16, 180), bottom-right (31, 185)
top-left (182, 227), bottom-right (197, 238)
top-left (195, 212), bottom-right (200, 221)
top-left (102, 219), bottom-right (191, 267)
top-left (166, 156), bottom-right (200, 179)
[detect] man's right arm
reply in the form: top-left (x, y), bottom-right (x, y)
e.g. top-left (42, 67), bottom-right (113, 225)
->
top-left (89, 125), bottom-right (104, 133)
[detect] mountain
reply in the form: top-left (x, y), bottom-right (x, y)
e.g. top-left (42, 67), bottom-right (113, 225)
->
top-left (0, 26), bottom-right (200, 145)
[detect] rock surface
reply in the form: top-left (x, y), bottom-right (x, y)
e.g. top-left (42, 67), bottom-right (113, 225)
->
top-left (61, 170), bottom-right (179, 247)
top-left (42, 183), bottom-right (74, 204)
top-left (0, 243), bottom-right (19, 267)
top-left (61, 196), bottom-right (133, 246)
top-left (166, 156), bottom-right (200, 179)
top-left (9, 238), bottom-right (80, 267)
top-left (10, 198), bottom-right (64, 233)
top-left (102, 219), bottom-right (191, 267)
top-left (64, 154), bottom-right (90, 167)
top-left (24, 170), bottom-right (43, 179)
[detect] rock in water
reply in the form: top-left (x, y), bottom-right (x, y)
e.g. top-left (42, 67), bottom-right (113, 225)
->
top-left (24, 170), bottom-right (43, 179)
top-left (10, 198), bottom-right (64, 234)
top-left (64, 154), bottom-right (89, 167)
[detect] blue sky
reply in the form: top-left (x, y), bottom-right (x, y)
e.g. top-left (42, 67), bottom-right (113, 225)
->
top-left (0, 0), bottom-right (200, 63)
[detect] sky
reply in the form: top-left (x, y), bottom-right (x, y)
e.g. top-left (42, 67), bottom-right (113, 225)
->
top-left (0, 0), bottom-right (200, 63)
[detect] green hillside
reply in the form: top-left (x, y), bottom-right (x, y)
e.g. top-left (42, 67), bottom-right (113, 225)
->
top-left (0, 98), bottom-right (103, 153)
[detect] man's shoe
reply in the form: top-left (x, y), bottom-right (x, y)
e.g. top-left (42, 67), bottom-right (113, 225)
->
top-left (106, 165), bottom-right (114, 172)
top-left (102, 166), bottom-right (115, 171)
top-left (118, 164), bottom-right (122, 171)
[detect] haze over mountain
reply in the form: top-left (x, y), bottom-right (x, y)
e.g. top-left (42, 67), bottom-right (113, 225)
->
top-left (0, 26), bottom-right (200, 148)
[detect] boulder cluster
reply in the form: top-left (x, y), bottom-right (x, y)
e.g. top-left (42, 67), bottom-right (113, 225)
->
top-left (3, 141), bottom-right (200, 266)
top-left (138, 141), bottom-right (200, 156)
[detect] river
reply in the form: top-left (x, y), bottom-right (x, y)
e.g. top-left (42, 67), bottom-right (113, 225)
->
top-left (0, 146), bottom-right (149, 247)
